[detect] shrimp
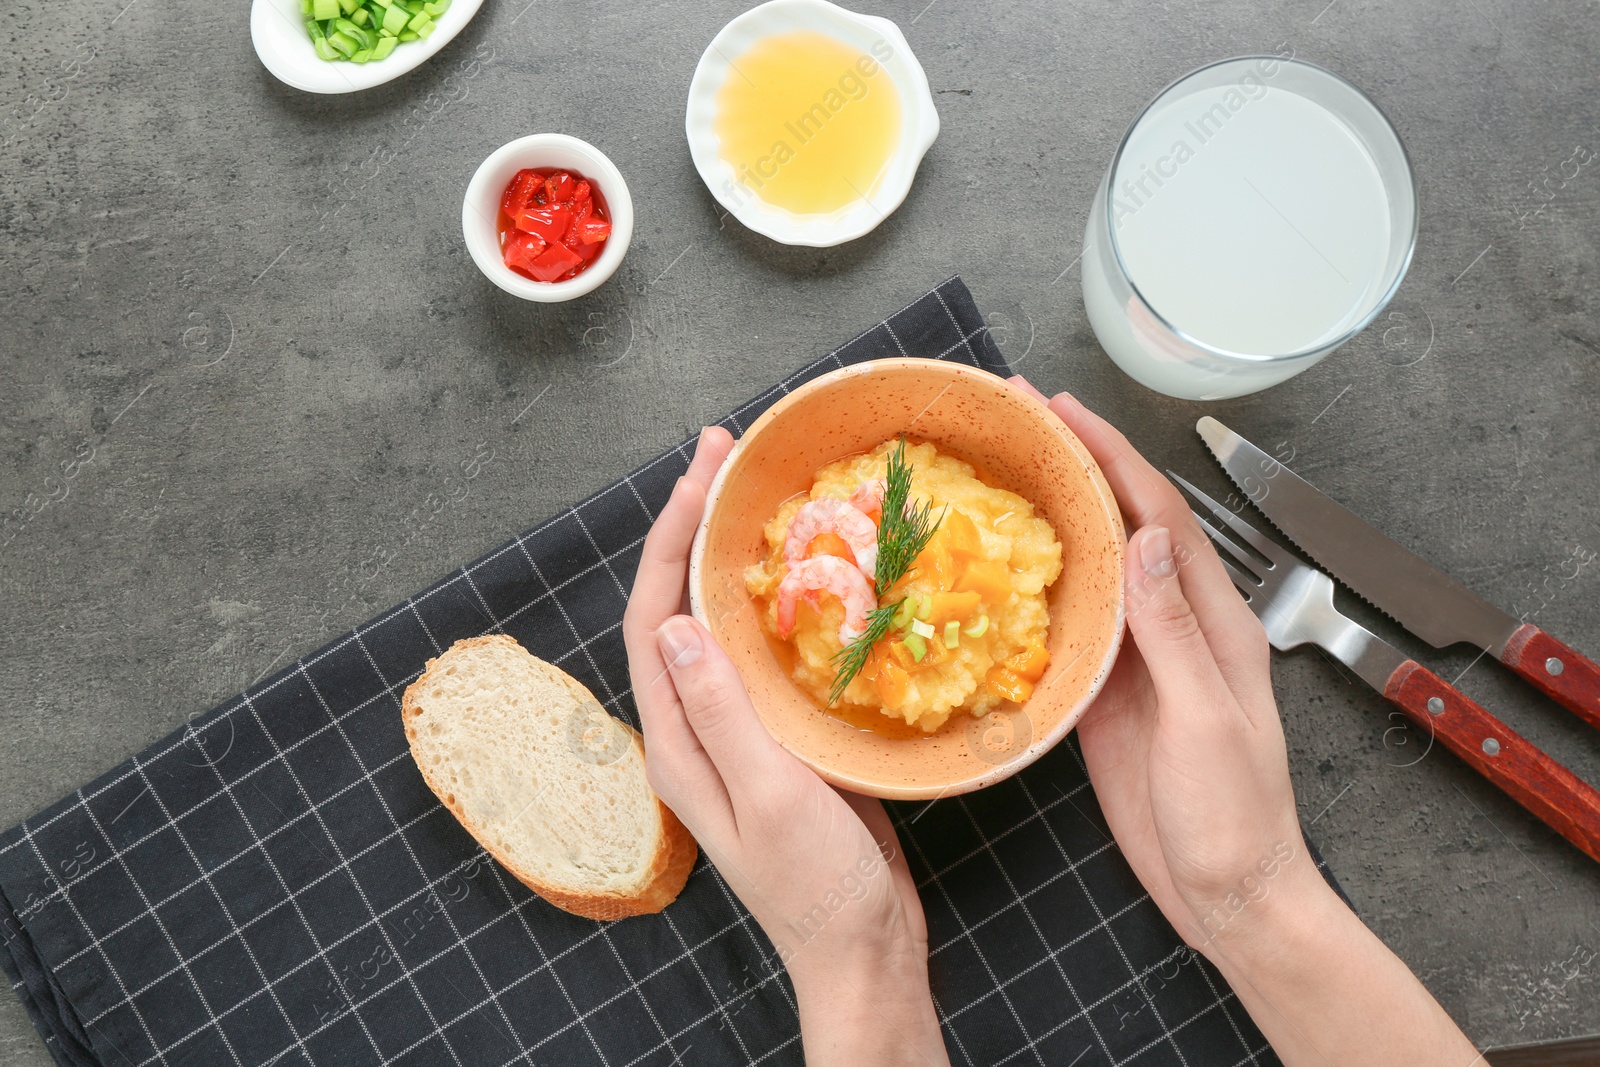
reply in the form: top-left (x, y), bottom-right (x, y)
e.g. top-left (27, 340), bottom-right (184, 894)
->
top-left (783, 497), bottom-right (878, 579)
top-left (775, 555), bottom-right (877, 644)
top-left (849, 478), bottom-right (886, 519)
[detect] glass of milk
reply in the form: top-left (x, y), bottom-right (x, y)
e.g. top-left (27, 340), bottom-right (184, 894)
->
top-left (1081, 56), bottom-right (1417, 400)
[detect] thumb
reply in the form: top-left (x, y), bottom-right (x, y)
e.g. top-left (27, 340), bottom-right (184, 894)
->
top-left (656, 615), bottom-right (796, 804)
top-left (1124, 526), bottom-right (1232, 710)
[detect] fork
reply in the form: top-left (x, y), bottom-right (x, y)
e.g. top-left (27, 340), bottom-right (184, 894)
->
top-left (1171, 471), bottom-right (1600, 865)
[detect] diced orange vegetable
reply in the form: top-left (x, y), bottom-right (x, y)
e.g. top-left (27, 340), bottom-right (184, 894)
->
top-left (910, 537), bottom-right (955, 590)
top-left (872, 652), bottom-right (910, 708)
top-left (922, 591), bottom-right (982, 625)
top-left (805, 532), bottom-right (858, 568)
top-left (1004, 639), bottom-right (1049, 682)
top-left (954, 559), bottom-right (1012, 602)
top-left (943, 509), bottom-right (983, 559)
top-left (889, 640), bottom-right (919, 670)
top-left (986, 666), bottom-right (1035, 703)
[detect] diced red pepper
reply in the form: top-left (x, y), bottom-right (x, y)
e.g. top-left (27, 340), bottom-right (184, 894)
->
top-left (496, 167), bottom-right (610, 283)
top-left (525, 241), bottom-right (584, 282)
top-left (501, 230), bottom-right (548, 277)
top-left (542, 171), bottom-right (575, 205)
top-left (562, 199), bottom-right (593, 250)
top-left (516, 204), bottom-right (573, 246)
top-left (575, 217), bottom-right (612, 245)
top-left (501, 169), bottom-right (541, 218)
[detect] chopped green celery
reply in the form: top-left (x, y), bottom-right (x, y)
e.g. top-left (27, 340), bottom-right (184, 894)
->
top-left (378, 26), bottom-right (396, 36)
top-left (909, 618), bottom-right (935, 640)
top-left (415, 21), bottom-right (435, 37)
top-left (371, 34), bottom-right (398, 58)
top-left (326, 29), bottom-right (359, 56)
top-left (312, 36), bottom-right (339, 60)
top-left (371, 0), bottom-right (391, 6)
top-left (311, 0), bottom-right (340, 19)
top-left (380, 4), bottom-right (410, 34)
top-left (405, 10), bottom-right (431, 30)
top-left (333, 17), bottom-right (374, 46)
top-left (350, 47), bottom-right (373, 63)
top-left (422, 0), bottom-right (446, 14)
top-left (351, 7), bottom-right (370, 25)
top-left (299, 0), bottom-right (313, 15)
top-left (901, 633), bottom-right (927, 662)
top-left (962, 614), bottom-right (990, 638)
top-left (305, 17), bottom-right (326, 39)
top-left (943, 621), bottom-right (960, 649)
top-left (336, 0), bottom-right (358, 13)
top-left (891, 596), bottom-right (917, 628)
top-left (397, 28), bottom-right (419, 39)
top-left (916, 597), bottom-right (932, 620)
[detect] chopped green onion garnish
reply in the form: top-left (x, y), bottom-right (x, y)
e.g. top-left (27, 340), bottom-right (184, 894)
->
top-left (902, 633), bottom-right (927, 662)
top-left (892, 596), bottom-right (917, 629)
top-left (944, 621), bottom-right (960, 648)
top-left (909, 618), bottom-right (935, 640)
top-left (963, 614), bottom-right (990, 638)
top-left (916, 597), bottom-right (932, 620)
top-left (303, 0), bottom-right (438, 62)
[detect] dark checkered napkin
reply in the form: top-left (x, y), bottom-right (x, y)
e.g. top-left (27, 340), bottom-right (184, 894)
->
top-left (1, 277), bottom-right (1323, 1067)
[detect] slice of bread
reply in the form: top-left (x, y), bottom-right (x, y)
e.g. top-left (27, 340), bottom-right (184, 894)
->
top-left (402, 635), bottom-right (696, 920)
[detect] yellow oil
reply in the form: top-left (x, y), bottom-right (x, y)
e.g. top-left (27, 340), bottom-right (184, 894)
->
top-left (713, 30), bottom-right (902, 215)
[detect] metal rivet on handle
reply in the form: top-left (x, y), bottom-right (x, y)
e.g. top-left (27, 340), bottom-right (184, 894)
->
top-left (1482, 738), bottom-right (1501, 756)
top-left (1427, 697), bottom-right (1445, 715)
top-left (1546, 657), bottom-right (1565, 676)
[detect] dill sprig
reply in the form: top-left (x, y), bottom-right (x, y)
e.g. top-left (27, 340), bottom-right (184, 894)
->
top-left (826, 440), bottom-right (944, 705)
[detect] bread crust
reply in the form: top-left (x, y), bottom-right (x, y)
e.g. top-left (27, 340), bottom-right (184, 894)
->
top-left (401, 635), bottom-right (697, 921)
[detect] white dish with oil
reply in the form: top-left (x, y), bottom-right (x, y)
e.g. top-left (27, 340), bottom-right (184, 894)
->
top-left (685, 0), bottom-right (940, 247)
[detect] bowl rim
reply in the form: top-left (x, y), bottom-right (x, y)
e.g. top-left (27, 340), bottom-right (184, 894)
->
top-left (460, 133), bottom-right (635, 303)
top-left (683, 0), bottom-right (941, 248)
top-left (250, 0), bottom-right (486, 95)
top-left (689, 358), bottom-right (1127, 799)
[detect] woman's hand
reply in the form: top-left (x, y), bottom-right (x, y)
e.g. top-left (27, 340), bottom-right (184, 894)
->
top-left (1012, 377), bottom-right (1479, 1066)
top-left (622, 427), bottom-right (949, 1067)
top-left (1008, 379), bottom-right (1305, 948)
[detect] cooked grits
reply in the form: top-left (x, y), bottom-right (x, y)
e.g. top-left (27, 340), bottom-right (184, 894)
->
top-left (745, 439), bottom-right (1063, 732)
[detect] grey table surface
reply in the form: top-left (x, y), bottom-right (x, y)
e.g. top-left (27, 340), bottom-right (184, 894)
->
top-left (3, 0), bottom-right (1599, 1061)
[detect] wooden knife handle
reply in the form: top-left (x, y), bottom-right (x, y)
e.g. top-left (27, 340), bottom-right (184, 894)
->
top-left (1384, 661), bottom-right (1600, 864)
top-left (1501, 623), bottom-right (1600, 732)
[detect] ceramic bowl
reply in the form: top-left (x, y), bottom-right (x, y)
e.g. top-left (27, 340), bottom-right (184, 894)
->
top-left (251, 0), bottom-right (485, 94)
top-left (689, 360), bottom-right (1126, 800)
top-left (684, 0), bottom-right (940, 247)
top-left (461, 134), bottom-right (634, 303)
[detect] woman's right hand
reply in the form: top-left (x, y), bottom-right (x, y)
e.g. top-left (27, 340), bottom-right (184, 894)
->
top-left (1010, 377), bottom-right (1310, 947)
top-left (1012, 376), bottom-right (1479, 1065)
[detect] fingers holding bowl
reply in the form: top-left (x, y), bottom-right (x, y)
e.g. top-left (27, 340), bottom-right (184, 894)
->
top-left (1008, 376), bottom-right (1269, 702)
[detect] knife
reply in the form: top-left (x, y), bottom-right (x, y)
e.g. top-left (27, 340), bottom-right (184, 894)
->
top-left (1197, 416), bottom-right (1600, 732)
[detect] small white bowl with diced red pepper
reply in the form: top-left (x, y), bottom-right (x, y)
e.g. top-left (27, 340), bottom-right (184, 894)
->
top-left (462, 134), bottom-right (634, 303)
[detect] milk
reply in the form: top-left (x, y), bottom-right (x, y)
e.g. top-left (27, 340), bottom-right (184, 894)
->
top-left (1082, 61), bottom-right (1410, 400)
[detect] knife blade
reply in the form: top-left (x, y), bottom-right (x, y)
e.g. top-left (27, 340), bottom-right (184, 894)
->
top-left (1197, 415), bottom-right (1600, 731)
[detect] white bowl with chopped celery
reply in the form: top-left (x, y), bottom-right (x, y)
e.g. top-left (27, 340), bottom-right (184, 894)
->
top-left (251, 0), bottom-right (483, 93)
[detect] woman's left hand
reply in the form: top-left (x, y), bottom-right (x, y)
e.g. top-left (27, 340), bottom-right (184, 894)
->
top-left (622, 427), bottom-right (949, 1067)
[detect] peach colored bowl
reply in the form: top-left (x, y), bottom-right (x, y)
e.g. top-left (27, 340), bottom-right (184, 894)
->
top-left (689, 359), bottom-right (1126, 800)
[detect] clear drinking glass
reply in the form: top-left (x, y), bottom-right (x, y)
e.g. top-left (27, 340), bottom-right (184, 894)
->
top-left (1081, 56), bottom-right (1417, 400)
